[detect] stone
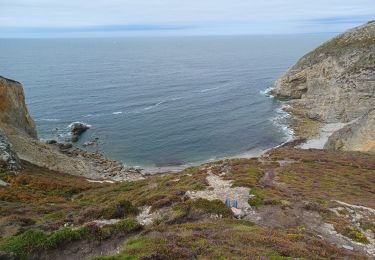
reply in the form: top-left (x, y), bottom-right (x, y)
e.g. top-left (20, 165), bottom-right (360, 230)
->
top-left (0, 251), bottom-right (17, 260)
top-left (70, 122), bottom-right (90, 135)
top-left (0, 129), bottom-right (21, 172)
top-left (0, 179), bottom-right (9, 187)
top-left (58, 143), bottom-right (73, 150)
top-left (70, 122), bottom-right (90, 142)
top-left (45, 139), bottom-right (57, 144)
top-left (231, 207), bottom-right (245, 218)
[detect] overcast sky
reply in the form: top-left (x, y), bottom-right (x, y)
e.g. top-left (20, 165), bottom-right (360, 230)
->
top-left (0, 0), bottom-right (374, 37)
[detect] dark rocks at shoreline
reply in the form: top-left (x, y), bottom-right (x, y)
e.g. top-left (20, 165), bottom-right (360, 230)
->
top-left (45, 139), bottom-right (57, 145)
top-left (82, 137), bottom-right (100, 147)
top-left (58, 142), bottom-right (73, 150)
top-left (56, 143), bottom-right (144, 181)
top-left (70, 122), bottom-right (90, 143)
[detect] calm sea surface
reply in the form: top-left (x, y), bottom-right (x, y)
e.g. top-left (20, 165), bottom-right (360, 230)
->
top-left (0, 34), bottom-right (332, 168)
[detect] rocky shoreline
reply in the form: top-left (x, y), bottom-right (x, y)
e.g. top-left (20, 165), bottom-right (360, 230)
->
top-left (50, 142), bottom-right (145, 182)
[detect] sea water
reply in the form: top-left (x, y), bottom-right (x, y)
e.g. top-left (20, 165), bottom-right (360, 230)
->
top-left (0, 34), bottom-right (332, 168)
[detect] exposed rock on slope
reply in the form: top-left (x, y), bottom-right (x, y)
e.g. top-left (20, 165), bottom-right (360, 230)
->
top-left (0, 129), bottom-right (21, 172)
top-left (270, 21), bottom-right (375, 152)
top-left (325, 108), bottom-right (375, 152)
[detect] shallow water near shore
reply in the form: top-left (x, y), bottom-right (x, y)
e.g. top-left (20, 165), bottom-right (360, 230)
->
top-left (0, 34), bottom-right (333, 168)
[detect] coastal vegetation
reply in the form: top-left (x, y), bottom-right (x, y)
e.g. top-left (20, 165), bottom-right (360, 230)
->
top-left (1, 147), bottom-right (373, 259)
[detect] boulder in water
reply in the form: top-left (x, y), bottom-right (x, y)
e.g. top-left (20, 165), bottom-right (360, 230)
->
top-left (70, 122), bottom-right (90, 142)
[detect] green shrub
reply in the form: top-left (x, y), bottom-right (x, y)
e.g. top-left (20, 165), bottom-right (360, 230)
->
top-left (0, 229), bottom-right (46, 258)
top-left (248, 188), bottom-right (264, 208)
top-left (102, 200), bottom-right (138, 219)
top-left (114, 218), bottom-right (141, 233)
top-left (0, 220), bottom-right (140, 259)
top-left (44, 228), bottom-right (84, 249)
top-left (189, 198), bottom-right (233, 218)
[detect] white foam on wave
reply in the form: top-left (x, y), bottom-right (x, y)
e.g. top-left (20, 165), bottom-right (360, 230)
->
top-left (259, 87), bottom-right (273, 96)
top-left (144, 101), bottom-right (164, 111)
top-left (200, 86), bottom-right (221, 93)
top-left (68, 121), bottom-right (92, 128)
top-left (82, 113), bottom-right (104, 118)
top-left (270, 105), bottom-right (294, 142)
top-left (112, 111), bottom-right (123, 115)
top-left (143, 97), bottom-right (183, 111)
top-left (37, 118), bottom-right (60, 122)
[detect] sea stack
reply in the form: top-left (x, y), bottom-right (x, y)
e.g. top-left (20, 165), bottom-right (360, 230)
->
top-left (70, 122), bottom-right (90, 142)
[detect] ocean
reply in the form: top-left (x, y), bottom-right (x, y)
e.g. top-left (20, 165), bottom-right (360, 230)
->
top-left (0, 34), bottom-right (332, 169)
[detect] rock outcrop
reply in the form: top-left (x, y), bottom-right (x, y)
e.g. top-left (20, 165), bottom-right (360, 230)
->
top-left (269, 21), bottom-right (375, 152)
top-left (0, 76), bottom-right (37, 138)
top-left (0, 129), bottom-right (21, 172)
top-left (325, 108), bottom-right (375, 152)
top-left (70, 122), bottom-right (90, 142)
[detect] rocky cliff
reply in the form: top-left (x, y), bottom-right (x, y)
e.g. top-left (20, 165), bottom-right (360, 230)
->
top-left (0, 76), bottom-right (37, 139)
top-left (0, 76), bottom-right (141, 180)
top-left (269, 21), bottom-right (375, 152)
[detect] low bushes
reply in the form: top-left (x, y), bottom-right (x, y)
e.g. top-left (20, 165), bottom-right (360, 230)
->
top-left (0, 218), bottom-right (141, 259)
top-left (188, 198), bottom-right (233, 218)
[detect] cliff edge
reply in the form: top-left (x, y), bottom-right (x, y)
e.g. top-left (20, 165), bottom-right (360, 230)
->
top-left (0, 76), bottom-right (37, 139)
top-left (270, 21), bottom-right (375, 153)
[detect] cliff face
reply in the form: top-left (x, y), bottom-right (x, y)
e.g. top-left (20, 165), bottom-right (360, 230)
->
top-left (0, 76), bottom-right (93, 175)
top-left (270, 21), bottom-right (375, 152)
top-left (0, 76), bottom-right (37, 138)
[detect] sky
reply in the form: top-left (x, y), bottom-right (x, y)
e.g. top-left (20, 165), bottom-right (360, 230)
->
top-left (0, 0), bottom-right (374, 37)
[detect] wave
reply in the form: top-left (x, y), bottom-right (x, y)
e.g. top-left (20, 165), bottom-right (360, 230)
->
top-left (144, 101), bottom-right (165, 111)
top-left (82, 113), bottom-right (104, 118)
top-left (259, 87), bottom-right (273, 96)
top-left (36, 118), bottom-right (60, 122)
top-left (112, 111), bottom-right (123, 115)
top-left (270, 105), bottom-right (294, 141)
top-left (68, 121), bottom-right (92, 128)
top-left (143, 97), bottom-right (183, 111)
top-left (200, 86), bottom-right (221, 93)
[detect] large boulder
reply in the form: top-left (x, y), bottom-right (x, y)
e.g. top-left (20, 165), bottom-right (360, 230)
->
top-left (325, 108), bottom-right (375, 153)
top-left (0, 129), bottom-right (21, 171)
top-left (70, 122), bottom-right (90, 142)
